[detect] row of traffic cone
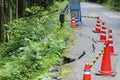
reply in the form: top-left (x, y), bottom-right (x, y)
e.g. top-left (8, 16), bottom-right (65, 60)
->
top-left (93, 17), bottom-right (116, 55)
top-left (83, 17), bottom-right (117, 80)
top-left (100, 18), bottom-right (116, 55)
top-left (96, 17), bottom-right (117, 76)
top-left (83, 40), bottom-right (116, 80)
top-left (97, 28), bottom-right (117, 75)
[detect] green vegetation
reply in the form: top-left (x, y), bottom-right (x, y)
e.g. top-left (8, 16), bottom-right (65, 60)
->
top-left (105, 0), bottom-right (120, 11)
top-left (1, 0), bottom-right (119, 79)
top-left (85, 0), bottom-right (120, 11)
top-left (0, 1), bottom-right (72, 80)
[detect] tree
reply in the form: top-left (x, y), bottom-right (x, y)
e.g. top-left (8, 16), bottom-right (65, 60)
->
top-left (16, 0), bottom-right (18, 19)
top-left (0, 0), bottom-right (4, 42)
top-left (9, 0), bottom-right (12, 21)
top-left (18, 0), bottom-right (26, 18)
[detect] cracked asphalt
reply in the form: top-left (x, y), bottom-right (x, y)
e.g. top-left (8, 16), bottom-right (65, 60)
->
top-left (61, 2), bottom-right (120, 80)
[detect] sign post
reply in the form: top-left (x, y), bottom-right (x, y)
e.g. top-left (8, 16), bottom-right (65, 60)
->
top-left (69, 0), bottom-right (82, 26)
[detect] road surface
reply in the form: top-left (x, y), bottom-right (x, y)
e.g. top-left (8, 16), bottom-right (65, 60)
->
top-left (61, 2), bottom-right (120, 80)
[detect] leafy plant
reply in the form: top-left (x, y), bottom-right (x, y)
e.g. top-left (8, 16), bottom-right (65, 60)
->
top-left (0, 1), bottom-right (72, 80)
top-left (25, 6), bottom-right (44, 15)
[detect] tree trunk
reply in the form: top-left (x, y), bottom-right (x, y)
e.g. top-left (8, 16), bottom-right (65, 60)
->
top-left (9, 0), bottom-right (12, 21)
top-left (16, 0), bottom-right (18, 19)
top-left (0, 0), bottom-right (4, 42)
top-left (30, 0), bottom-right (34, 6)
top-left (18, 0), bottom-right (26, 18)
top-left (3, 0), bottom-right (6, 23)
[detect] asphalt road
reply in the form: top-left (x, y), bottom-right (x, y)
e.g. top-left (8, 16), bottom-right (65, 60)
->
top-left (61, 2), bottom-right (120, 80)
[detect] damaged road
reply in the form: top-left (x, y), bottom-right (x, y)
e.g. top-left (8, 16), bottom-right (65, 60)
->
top-left (62, 51), bottom-right (86, 65)
top-left (61, 2), bottom-right (120, 80)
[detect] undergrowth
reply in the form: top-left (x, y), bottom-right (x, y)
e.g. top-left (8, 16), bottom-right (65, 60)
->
top-left (0, 1), bottom-right (72, 80)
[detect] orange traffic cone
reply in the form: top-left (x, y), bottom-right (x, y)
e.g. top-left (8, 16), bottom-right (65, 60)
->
top-left (98, 22), bottom-right (106, 42)
top-left (96, 40), bottom-right (116, 76)
top-left (96, 17), bottom-right (100, 23)
top-left (108, 29), bottom-right (117, 55)
top-left (108, 29), bottom-right (113, 44)
top-left (93, 17), bottom-right (101, 33)
top-left (71, 13), bottom-right (77, 28)
top-left (83, 63), bottom-right (91, 80)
